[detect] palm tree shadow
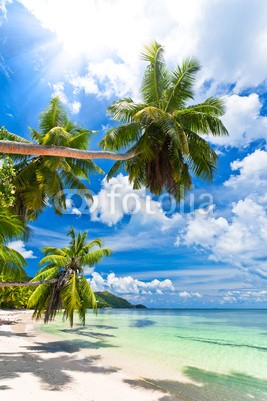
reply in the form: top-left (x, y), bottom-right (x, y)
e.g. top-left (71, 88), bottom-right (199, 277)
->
top-left (0, 330), bottom-right (34, 338)
top-left (60, 326), bottom-right (116, 339)
top-left (0, 331), bottom-right (119, 391)
top-left (0, 352), bottom-right (118, 391)
top-left (25, 338), bottom-right (117, 353)
top-left (124, 367), bottom-right (267, 401)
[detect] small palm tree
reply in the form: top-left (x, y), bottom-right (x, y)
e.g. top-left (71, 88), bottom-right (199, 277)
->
top-left (1, 97), bottom-right (103, 221)
top-left (100, 41), bottom-right (228, 200)
top-left (28, 228), bottom-right (111, 327)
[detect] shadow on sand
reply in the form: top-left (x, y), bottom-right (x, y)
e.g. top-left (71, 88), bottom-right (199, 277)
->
top-left (124, 366), bottom-right (267, 401)
top-left (0, 331), bottom-right (119, 391)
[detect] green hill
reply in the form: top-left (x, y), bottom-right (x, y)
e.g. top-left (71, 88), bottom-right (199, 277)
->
top-left (95, 291), bottom-right (146, 309)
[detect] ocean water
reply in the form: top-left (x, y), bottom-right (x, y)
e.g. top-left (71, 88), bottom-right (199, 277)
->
top-left (41, 309), bottom-right (267, 401)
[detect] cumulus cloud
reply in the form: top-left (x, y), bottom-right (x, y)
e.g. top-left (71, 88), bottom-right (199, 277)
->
top-left (90, 174), bottom-right (181, 229)
top-left (89, 174), bottom-right (182, 251)
top-left (206, 94), bottom-right (267, 147)
top-left (214, 199), bottom-right (267, 264)
top-left (7, 240), bottom-right (36, 259)
top-left (224, 149), bottom-right (267, 202)
top-left (88, 272), bottom-right (175, 295)
top-left (70, 59), bottom-right (140, 100)
top-left (18, 0), bottom-right (267, 142)
top-left (182, 208), bottom-right (228, 249)
top-left (179, 197), bottom-right (267, 281)
top-left (173, 149), bottom-right (267, 284)
top-left (90, 174), bottom-right (145, 226)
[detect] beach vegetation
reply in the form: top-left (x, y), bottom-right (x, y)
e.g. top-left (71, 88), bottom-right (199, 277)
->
top-left (27, 228), bottom-right (111, 326)
top-left (0, 98), bottom-right (103, 222)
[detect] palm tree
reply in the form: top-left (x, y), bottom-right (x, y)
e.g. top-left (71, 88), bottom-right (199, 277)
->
top-left (0, 208), bottom-right (27, 282)
top-left (0, 42), bottom-right (228, 202)
top-left (99, 41), bottom-right (228, 200)
top-left (0, 98), bottom-right (103, 221)
top-left (28, 228), bottom-right (111, 327)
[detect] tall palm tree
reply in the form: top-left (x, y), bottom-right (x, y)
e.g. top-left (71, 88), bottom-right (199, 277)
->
top-left (28, 228), bottom-right (112, 327)
top-left (0, 42), bottom-right (228, 202)
top-left (0, 98), bottom-right (103, 221)
top-left (99, 41), bottom-right (228, 200)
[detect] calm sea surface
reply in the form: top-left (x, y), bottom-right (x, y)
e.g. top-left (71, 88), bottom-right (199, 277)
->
top-left (41, 309), bottom-right (267, 401)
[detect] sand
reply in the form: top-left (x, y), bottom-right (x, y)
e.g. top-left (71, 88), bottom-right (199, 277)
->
top-left (0, 310), bottom-right (181, 401)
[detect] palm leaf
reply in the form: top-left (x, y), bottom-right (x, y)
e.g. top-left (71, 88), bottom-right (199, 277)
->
top-left (77, 276), bottom-right (97, 325)
top-left (39, 97), bottom-right (68, 134)
top-left (61, 272), bottom-right (81, 327)
top-left (41, 127), bottom-right (71, 146)
top-left (186, 130), bottom-right (218, 180)
top-left (106, 160), bottom-right (127, 181)
top-left (175, 97), bottom-right (228, 136)
top-left (165, 58), bottom-right (201, 111)
top-left (38, 255), bottom-right (67, 267)
top-left (141, 40), bottom-right (169, 106)
top-left (99, 123), bottom-right (141, 151)
top-left (69, 128), bottom-right (94, 149)
top-left (80, 248), bottom-right (112, 267)
top-left (32, 265), bottom-right (60, 282)
top-left (107, 98), bottom-right (146, 123)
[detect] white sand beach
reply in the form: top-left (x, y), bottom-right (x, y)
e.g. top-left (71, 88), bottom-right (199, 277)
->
top-left (0, 310), bottom-right (181, 401)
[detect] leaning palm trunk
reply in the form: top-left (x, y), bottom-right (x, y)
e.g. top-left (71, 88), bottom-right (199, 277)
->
top-left (0, 279), bottom-right (58, 287)
top-left (0, 139), bottom-right (137, 160)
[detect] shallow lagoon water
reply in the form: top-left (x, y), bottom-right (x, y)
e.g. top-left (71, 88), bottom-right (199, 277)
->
top-left (41, 309), bottom-right (267, 401)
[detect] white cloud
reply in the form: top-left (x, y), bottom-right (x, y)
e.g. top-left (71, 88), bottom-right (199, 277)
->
top-left (18, 1), bottom-right (267, 110)
top-left (7, 240), bottom-right (36, 259)
top-left (182, 208), bottom-right (228, 249)
top-left (173, 149), bottom-right (267, 283)
top-left (206, 94), bottom-right (267, 147)
top-left (179, 197), bottom-right (267, 281)
top-left (65, 198), bottom-right (82, 217)
top-left (224, 149), bottom-right (267, 202)
top-left (178, 291), bottom-right (191, 298)
top-left (70, 74), bottom-right (98, 96)
top-left (220, 289), bottom-right (267, 305)
top-left (70, 59), bottom-right (140, 99)
top-left (88, 272), bottom-right (175, 295)
top-left (90, 174), bottom-right (144, 226)
top-left (89, 174), bottom-right (182, 251)
top-left (90, 174), bottom-right (181, 229)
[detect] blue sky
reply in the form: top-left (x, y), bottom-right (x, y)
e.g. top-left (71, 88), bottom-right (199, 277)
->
top-left (1, 0), bottom-right (267, 308)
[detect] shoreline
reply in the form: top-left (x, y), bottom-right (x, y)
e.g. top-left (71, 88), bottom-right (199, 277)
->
top-left (0, 310), bottom-right (182, 401)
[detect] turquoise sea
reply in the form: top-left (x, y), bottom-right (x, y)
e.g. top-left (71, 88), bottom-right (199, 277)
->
top-left (41, 309), bottom-right (267, 401)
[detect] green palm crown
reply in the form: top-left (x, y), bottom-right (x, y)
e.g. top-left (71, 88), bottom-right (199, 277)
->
top-left (1, 97), bottom-right (103, 221)
top-left (100, 41), bottom-right (228, 200)
top-left (28, 228), bottom-right (112, 327)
